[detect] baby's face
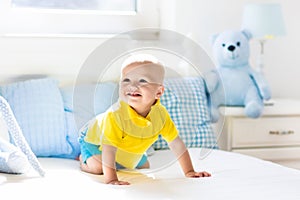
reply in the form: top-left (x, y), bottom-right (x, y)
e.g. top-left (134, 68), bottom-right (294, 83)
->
top-left (119, 62), bottom-right (164, 116)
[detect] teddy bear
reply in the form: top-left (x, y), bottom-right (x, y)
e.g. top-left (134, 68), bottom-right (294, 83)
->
top-left (204, 29), bottom-right (271, 123)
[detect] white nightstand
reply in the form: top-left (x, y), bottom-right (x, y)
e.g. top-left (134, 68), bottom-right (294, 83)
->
top-left (216, 99), bottom-right (300, 169)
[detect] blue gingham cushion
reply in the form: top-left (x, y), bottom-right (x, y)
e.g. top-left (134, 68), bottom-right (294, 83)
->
top-left (0, 78), bottom-right (72, 157)
top-left (0, 96), bottom-right (45, 176)
top-left (153, 76), bottom-right (217, 150)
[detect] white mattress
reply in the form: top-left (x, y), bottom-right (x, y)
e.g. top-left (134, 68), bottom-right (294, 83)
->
top-left (1, 148), bottom-right (300, 200)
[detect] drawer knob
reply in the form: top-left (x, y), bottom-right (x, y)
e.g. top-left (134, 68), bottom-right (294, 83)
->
top-left (269, 130), bottom-right (295, 135)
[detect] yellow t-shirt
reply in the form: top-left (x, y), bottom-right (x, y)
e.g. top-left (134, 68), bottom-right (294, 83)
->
top-left (83, 100), bottom-right (178, 169)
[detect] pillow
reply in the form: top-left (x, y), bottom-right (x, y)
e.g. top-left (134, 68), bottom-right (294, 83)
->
top-left (60, 81), bottom-right (118, 129)
top-left (153, 76), bottom-right (218, 150)
top-left (60, 111), bottom-right (81, 159)
top-left (0, 138), bottom-right (31, 174)
top-left (0, 96), bottom-right (45, 176)
top-left (0, 78), bottom-right (72, 157)
top-left (59, 82), bottom-right (118, 158)
top-left (0, 113), bottom-right (9, 141)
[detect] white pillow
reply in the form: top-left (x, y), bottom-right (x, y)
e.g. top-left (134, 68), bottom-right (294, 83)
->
top-left (0, 138), bottom-right (31, 174)
top-left (0, 96), bottom-right (45, 176)
top-left (0, 113), bottom-right (30, 174)
top-left (0, 114), bottom-right (9, 141)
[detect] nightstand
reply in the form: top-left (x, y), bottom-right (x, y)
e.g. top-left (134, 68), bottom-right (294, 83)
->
top-left (216, 99), bottom-right (300, 169)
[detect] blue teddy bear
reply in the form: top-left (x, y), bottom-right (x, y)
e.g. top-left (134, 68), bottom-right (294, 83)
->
top-left (204, 29), bottom-right (271, 123)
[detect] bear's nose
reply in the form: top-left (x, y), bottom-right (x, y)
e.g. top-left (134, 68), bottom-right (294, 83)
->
top-left (228, 45), bottom-right (235, 52)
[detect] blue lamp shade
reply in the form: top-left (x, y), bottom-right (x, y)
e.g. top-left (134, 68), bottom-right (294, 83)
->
top-left (241, 3), bottom-right (286, 39)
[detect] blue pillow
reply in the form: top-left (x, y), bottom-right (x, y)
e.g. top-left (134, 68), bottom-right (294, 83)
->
top-left (153, 76), bottom-right (218, 150)
top-left (59, 82), bottom-right (118, 158)
top-left (60, 111), bottom-right (81, 159)
top-left (0, 78), bottom-right (72, 157)
top-left (60, 82), bottom-right (118, 129)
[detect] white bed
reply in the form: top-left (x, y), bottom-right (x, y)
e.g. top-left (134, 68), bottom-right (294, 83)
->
top-left (1, 30), bottom-right (299, 200)
top-left (1, 148), bottom-right (300, 200)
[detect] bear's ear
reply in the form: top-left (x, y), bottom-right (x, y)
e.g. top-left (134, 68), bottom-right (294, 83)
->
top-left (210, 33), bottom-right (219, 45)
top-left (241, 29), bottom-right (252, 40)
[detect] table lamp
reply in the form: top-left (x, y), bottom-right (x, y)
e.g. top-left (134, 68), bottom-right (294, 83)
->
top-left (241, 3), bottom-right (286, 74)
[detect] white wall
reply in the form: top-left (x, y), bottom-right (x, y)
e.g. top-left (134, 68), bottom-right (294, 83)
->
top-left (161, 0), bottom-right (300, 100)
top-left (0, 0), bottom-right (299, 100)
top-left (0, 35), bottom-right (105, 85)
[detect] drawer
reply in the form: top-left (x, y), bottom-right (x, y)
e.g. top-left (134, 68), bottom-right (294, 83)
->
top-left (232, 146), bottom-right (300, 160)
top-left (230, 117), bottom-right (300, 148)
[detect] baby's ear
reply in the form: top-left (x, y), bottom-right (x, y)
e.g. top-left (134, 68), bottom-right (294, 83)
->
top-left (155, 85), bottom-right (164, 99)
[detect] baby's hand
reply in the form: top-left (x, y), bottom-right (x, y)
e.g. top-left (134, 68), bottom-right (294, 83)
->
top-left (107, 180), bottom-right (130, 185)
top-left (185, 171), bottom-right (211, 178)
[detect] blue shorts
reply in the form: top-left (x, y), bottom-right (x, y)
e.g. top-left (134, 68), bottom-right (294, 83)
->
top-left (79, 133), bottom-right (147, 169)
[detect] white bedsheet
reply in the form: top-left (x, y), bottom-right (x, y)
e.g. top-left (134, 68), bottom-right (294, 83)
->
top-left (1, 148), bottom-right (300, 200)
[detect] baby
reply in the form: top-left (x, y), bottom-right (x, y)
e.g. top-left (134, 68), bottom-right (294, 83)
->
top-left (78, 54), bottom-right (211, 185)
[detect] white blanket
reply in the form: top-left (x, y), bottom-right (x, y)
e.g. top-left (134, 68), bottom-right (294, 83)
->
top-left (1, 148), bottom-right (300, 200)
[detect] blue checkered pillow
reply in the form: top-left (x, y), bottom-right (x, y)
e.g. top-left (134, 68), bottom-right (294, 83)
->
top-left (153, 76), bottom-right (217, 150)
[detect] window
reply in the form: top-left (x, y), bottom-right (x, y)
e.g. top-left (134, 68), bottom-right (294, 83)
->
top-left (11, 0), bottom-right (137, 13)
top-left (0, 0), bottom-right (160, 36)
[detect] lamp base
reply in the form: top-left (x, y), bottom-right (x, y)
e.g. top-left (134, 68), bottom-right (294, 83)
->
top-left (256, 52), bottom-right (264, 74)
top-left (256, 39), bottom-right (266, 74)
